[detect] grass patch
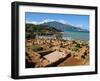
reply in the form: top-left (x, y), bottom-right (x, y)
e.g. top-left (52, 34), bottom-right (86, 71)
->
top-left (27, 45), bottom-right (44, 52)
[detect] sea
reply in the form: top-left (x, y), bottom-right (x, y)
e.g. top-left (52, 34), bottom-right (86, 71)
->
top-left (62, 31), bottom-right (89, 41)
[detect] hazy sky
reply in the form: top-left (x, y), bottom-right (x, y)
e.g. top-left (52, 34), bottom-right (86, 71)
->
top-left (25, 12), bottom-right (89, 30)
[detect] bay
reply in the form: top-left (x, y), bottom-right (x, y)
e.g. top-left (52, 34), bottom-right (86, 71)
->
top-left (62, 31), bottom-right (89, 41)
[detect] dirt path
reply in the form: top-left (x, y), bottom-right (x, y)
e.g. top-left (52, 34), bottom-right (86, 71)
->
top-left (58, 57), bottom-right (83, 66)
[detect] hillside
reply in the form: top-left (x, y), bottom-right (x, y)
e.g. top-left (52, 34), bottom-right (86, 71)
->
top-left (42, 21), bottom-right (89, 32)
top-left (25, 24), bottom-right (62, 38)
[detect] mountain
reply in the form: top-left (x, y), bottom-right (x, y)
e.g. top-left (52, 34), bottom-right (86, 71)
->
top-left (41, 21), bottom-right (89, 32)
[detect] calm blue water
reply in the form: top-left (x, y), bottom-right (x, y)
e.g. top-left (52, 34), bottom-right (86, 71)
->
top-left (62, 31), bottom-right (89, 41)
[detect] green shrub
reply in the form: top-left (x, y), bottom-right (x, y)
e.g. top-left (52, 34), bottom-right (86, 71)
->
top-left (75, 44), bottom-right (81, 48)
top-left (31, 45), bottom-right (44, 52)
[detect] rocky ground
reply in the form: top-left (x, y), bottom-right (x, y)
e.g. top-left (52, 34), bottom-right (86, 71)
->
top-left (25, 39), bottom-right (89, 68)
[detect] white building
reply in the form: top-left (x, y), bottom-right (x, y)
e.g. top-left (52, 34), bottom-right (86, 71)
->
top-left (36, 34), bottom-right (56, 39)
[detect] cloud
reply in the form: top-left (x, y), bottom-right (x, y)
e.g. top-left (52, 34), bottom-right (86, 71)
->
top-left (39, 19), bottom-right (55, 24)
top-left (74, 24), bottom-right (83, 28)
top-left (26, 21), bottom-right (38, 25)
top-left (39, 19), bottom-right (67, 24)
top-left (58, 20), bottom-right (67, 24)
top-left (26, 19), bottom-right (55, 24)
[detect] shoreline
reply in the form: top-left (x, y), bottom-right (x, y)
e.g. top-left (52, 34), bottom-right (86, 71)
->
top-left (61, 31), bottom-right (89, 41)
